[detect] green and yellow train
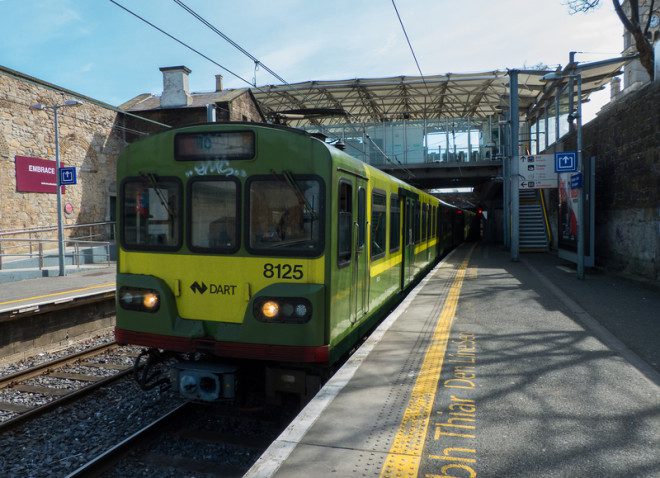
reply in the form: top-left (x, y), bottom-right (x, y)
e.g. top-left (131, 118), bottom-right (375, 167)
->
top-left (115, 122), bottom-right (471, 401)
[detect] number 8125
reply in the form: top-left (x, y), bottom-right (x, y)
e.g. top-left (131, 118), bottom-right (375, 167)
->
top-left (263, 263), bottom-right (303, 280)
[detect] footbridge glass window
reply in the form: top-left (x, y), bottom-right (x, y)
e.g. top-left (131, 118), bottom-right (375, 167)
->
top-left (122, 178), bottom-right (181, 250)
top-left (371, 191), bottom-right (387, 259)
top-left (190, 179), bottom-right (238, 252)
top-left (248, 175), bottom-right (323, 256)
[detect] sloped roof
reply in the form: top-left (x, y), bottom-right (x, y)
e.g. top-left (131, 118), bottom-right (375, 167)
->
top-left (250, 57), bottom-right (632, 127)
top-left (119, 88), bottom-right (250, 111)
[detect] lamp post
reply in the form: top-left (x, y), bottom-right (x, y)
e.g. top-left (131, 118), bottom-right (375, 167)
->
top-left (541, 71), bottom-right (584, 279)
top-left (30, 99), bottom-right (83, 277)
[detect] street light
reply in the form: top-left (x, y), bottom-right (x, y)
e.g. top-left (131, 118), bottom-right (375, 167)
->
top-left (30, 99), bottom-right (83, 276)
top-left (541, 70), bottom-right (584, 279)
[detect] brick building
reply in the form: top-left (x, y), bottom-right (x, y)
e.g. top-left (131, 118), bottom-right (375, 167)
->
top-left (120, 66), bottom-right (265, 138)
top-left (1, 64), bottom-right (265, 242)
top-left (0, 65), bottom-right (126, 237)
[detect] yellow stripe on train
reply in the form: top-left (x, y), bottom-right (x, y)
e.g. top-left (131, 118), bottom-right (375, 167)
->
top-left (119, 251), bottom-right (325, 323)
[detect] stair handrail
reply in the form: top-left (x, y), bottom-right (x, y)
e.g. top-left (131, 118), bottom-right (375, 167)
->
top-left (539, 190), bottom-right (553, 246)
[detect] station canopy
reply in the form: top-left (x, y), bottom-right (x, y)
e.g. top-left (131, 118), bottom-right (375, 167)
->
top-left (250, 57), bottom-right (631, 127)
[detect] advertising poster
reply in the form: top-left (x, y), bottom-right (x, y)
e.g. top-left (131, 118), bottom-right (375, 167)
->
top-left (558, 172), bottom-right (578, 251)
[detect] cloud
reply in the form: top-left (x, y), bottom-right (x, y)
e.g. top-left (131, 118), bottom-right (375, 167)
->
top-left (78, 63), bottom-right (94, 74)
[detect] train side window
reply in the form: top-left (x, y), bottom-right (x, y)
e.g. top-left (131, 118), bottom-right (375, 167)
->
top-left (413, 201), bottom-right (421, 244)
top-left (189, 179), bottom-right (238, 252)
top-left (432, 206), bottom-right (436, 237)
top-left (121, 178), bottom-right (181, 251)
top-left (371, 190), bottom-right (387, 260)
top-left (422, 204), bottom-right (428, 241)
top-left (390, 194), bottom-right (400, 252)
top-left (338, 181), bottom-right (352, 265)
top-left (357, 187), bottom-right (366, 249)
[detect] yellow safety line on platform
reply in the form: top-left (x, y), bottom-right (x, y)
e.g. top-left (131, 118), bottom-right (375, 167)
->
top-left (0, 282), bottom-right (116, 306)
top-left (380, 244), bottom-right (474, 478)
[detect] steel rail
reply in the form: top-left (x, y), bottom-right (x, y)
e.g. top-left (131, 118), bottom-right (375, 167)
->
top-left (65, 402), bottom-right (193, 478)
top-left (0, 342), bottom-right (132, 433)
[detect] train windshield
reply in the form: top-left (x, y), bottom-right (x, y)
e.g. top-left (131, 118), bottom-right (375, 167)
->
top-left (190, 179), bottom-right (238, 252)
top-left (248, 175), bottom-right (323, 256)
top-left (122, 178), bottom-right (181, 249)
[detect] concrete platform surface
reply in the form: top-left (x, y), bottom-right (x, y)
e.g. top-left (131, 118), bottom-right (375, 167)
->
top-left (0, 266), bottom-right (115, 315)
top-left (246, 243), bottom-right (660, 478)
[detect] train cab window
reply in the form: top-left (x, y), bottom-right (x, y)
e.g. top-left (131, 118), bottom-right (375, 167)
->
top-left (390, 194), bottom-right (400, 252)
top-left (338, 181), bottom-right (352, 265)
top-left (121, 178), bottom-right (181, 250)
top-left (358, 187), bottom-right (366, 249)
top-left (190, 179), bottom-right (238, 252)
top-left (371, 191), bottom-right (387, 260)
top-left (247, 175), bottom-right (323, 256)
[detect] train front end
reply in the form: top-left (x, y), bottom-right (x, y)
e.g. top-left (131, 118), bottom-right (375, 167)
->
top-left (115, 124), bottom-right (328, 401)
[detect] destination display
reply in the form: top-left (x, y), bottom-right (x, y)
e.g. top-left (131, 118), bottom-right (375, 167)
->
top-left (518, 154), bottom-right (558, 189)
top-left (174, 131), bottom-right (255, 161)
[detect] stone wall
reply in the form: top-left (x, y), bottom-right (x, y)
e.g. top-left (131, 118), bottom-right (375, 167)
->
top-left (0, 66), bottom-right (125, 245)
top-left (556, 80), bottom-right (659, 281)
top-left (228, 91), bottom-right (265, 122)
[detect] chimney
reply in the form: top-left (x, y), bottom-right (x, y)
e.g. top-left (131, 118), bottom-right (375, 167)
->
top-left (215, 74), bottom-right (224, 92)
top-left (159, 66), bottom-right (192, 108)
top-left (610, 77), bottom-right (621, 99)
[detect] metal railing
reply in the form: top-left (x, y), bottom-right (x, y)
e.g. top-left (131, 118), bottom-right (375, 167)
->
top-left (0, 222), bottom-right (115, 271)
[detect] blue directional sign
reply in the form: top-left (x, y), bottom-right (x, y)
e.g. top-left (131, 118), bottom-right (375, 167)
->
top-left (570, 172), bottom-right (583, 189)
top-left (555, 152), bottom-right (577, 173)
top-left (59, 167), bottom-right (77, 185)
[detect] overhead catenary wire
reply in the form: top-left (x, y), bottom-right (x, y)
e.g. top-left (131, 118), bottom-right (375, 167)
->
top-left (108, 0), bottom-right (263, 92)
top-left (109, 0), bottom-right (406, 172)
top-left (171, 0), bottom-right (288, 85)
top-left (390, 0), bottom-right (431, 98)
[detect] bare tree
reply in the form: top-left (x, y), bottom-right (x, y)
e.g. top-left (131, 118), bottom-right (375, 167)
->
top-left (564, 0), bottom-right (656, 78)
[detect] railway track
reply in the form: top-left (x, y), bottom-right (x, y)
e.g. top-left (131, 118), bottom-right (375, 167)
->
top-left (67, 400), bottom-right (296, 477)
top-left (0, 342), bottom-right (134, 432)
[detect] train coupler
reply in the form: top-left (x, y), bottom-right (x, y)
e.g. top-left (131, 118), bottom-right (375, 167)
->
top-left (172, 362), bottom-right (237, 402)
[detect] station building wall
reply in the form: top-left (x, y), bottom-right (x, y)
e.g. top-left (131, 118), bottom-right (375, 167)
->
top-left (555, 80), bottom-right (659, 282)
top-left (0, 66), bottom-right (125, 237)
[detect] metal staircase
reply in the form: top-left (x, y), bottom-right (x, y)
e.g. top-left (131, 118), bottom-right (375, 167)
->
top-left (519, 189), bottom-right (549, 251)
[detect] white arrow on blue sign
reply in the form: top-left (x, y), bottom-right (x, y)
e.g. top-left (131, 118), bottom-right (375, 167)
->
top-left (555, 152), bottom-right (577, 172)
top-left (59, 167), bottom-right (77, 185)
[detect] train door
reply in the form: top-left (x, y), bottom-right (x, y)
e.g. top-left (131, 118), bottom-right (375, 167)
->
top-left (338, 175), bottom-right (369, 326)
top-left (400, 189), bottom-right (418, 288)
top-left (355, 182), bottom-right (369, 318)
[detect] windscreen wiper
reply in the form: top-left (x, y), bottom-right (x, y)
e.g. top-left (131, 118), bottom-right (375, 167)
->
top-left (139, 172), bottom-right (174, 218)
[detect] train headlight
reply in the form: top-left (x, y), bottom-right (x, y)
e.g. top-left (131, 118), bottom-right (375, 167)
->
top-left (118, 287), bottom-right (160, 313)
top-left (255, 298), bottom-right (312, 323)
top-left (142, 292), bottom-right (160, 310)
top-left (261, 300), bottom-right (280, 319)
top-left (295, 304), bottom-right (308, 317)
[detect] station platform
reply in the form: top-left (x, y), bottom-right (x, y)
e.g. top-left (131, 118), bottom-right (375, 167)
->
top-left (247, 243), bottom-right (660, 478)
top-left (0, 267), bottom-right (115, 316)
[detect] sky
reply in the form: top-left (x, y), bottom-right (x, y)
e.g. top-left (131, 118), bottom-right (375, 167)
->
top-left (0, 0), bottom-right (624, 121)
